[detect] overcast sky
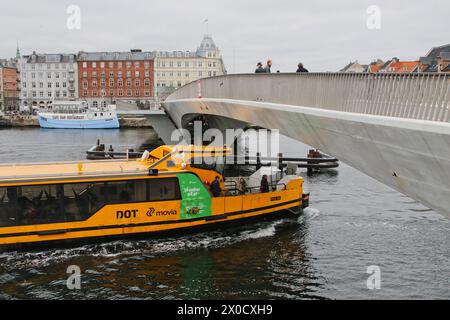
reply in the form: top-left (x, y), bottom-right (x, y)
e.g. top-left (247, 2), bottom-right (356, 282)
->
top-left (1, 0), bottom-right (448, 72)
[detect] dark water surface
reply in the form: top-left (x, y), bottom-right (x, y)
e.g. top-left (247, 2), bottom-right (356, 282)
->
top-left (0, 128), bottom-right (448, 299)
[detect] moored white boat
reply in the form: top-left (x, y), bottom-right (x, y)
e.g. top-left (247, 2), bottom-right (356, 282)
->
top-left (37, 101), bottom-right (120, 129)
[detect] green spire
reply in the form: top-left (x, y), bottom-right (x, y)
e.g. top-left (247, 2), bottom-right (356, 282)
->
top-left (16, 42), bottom-right (20, 59)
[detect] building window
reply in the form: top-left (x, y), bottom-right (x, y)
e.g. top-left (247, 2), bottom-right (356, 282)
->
top-left (126, 79), bottom-right (131, 87)
top-left (83, 81), bottom-right (88, 89)
top-left (92, 62), bottom-right (97, 68)
top-left (145, 71), bottom-right (149, 77)
top-left (48, 83), bottom-right (52, 88)
top-left (56, 82), bottom-right (60, 88)
top-left (145, 91), bottom-right (150, 96)
top-left (109, 89), bottom-right (114, 96)
top-left (92, 71), bottom-right (97, 78)
top-left (126, 62), bottom-right (131, 68)
top-left (83, 62), bottom-right (87, 68)
top-left (134, 62), bottom-right (139, 68)
top-left (62, 82), bottom-right (67, 88)
top-left (83, 71), bottom-right (87, 78)
top-left (101, 90), bottom-right (106, 97)
top-left (93, 101), bottom-right (98, 107)
top-left (118, 79), bottom-right (123, 87)
top-left (93, 90), bottom-right (97, 97)
top-left (135, 71), bottom-right (139, 77)
top-left (127, 89), bottom-right (131, 96)
top-left (126, 71), bottom-right (131, 78)
top-left (109, 62), bottom-right (114, 68)
top-left (109, 71), bottom-right (114, 78)
top-left (135, 79), bottom-right (140, 87)
top-left (118, 62), bottom-right (122, 68)
top-left (135, 90), bottom-right (140, 96)
top-left (118, 89), bottom-right (123, 96)
top-left (144, 62), bottom-right (149, 68)
top-left (92, 81), bottom-right (97, 88)
top-left (83, 90), bottom-right (87, 96)
top-left (100, 62), bottom-right (105, 68)
top-left (109, 79), bottom-right (114, 87)
top-left (101, 80), bottom-right (106, 88)
top-left (144, 79), bottom-right (150, 87)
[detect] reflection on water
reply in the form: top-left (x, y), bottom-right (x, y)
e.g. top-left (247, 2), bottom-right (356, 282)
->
top-left (0, 128), bottom-right (448, 299)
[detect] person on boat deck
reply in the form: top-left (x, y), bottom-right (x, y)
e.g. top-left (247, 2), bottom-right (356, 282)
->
top-left (260, 175), bottom-right (270, 193)
top-left (237, 178), bottom-right (247, 195)
top-left (210, 176), bottom-right (222, 197)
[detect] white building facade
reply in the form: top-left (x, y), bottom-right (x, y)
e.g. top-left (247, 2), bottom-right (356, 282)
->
top-left (154, 34), bottom-right (226, 100)
top-left (18, 52), bottom-right (78, 107)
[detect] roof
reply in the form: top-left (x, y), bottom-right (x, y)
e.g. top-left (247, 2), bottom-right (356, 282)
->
top-left (25, 53), bottom-right (76, 64)
top-left (438, 52), bottom-right (450, 60)
top-left (425, 44), bottom-right (450, 59)
top-left (0, 145), bottom-right (231, 184)
top-left (385, 61), bottom-right (418, 72)
top-left (0, 159), bottom-right (153, 184)
top-left (77, 51), bottom-right (155, 61)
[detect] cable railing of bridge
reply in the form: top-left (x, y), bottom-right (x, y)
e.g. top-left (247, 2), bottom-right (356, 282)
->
top-left (166, 73), bottom-right (450, 123)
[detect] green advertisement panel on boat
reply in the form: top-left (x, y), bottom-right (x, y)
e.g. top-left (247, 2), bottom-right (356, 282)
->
top-left (177, 173), bottom-right (212, 220)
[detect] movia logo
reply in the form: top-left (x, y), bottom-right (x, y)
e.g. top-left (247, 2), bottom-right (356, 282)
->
top-left (146, 207), bottom-right (177, 217)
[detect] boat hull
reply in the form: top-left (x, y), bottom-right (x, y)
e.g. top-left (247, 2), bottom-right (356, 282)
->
top-left (37, 114), bottom-right (120, 129)
top-left (0, 204), bottom-right (304, 252)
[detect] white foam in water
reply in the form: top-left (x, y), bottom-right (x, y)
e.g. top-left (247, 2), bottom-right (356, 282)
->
top-left (301, 207), bottom-right (320, 221)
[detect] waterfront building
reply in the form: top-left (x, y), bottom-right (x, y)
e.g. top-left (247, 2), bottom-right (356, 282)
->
top-left (0, 58), bottom-right (20, 111)
top-left (77, 50), bottom-right (154, 108)
top-left (17, 52), bottom-right (78, 108)
top-left (154, 34), bottom-right (226, 100)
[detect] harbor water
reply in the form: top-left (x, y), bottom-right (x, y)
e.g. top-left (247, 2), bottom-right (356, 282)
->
top-left (0, 128), bottom-right (448, 299)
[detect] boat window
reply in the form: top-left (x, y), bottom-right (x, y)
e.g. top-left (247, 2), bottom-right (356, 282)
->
top-left (148, 178), bottom-right (181, 201)
top-left (63, 182), bottom-right (105, 221)
top-left (105, 180), bottom-right (147, 203)
top-left (0, 185), bottom-right (65, 227)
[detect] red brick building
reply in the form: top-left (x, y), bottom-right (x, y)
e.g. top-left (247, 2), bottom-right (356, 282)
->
top-left (0, 60), bottom-right (20, 111)
top-left (77, 50), bottom-right (154, 108)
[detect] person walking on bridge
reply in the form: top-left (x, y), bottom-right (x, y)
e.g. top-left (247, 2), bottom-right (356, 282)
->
top-left (255, 62), bottom-right (265, 73)
top-left (264, 60), bottom-right (272, 73)
top-left (296, 63), bottom-right (309, 73)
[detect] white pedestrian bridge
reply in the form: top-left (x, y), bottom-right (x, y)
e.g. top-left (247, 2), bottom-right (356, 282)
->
top-left (163, 73), bottom-right (450, 218)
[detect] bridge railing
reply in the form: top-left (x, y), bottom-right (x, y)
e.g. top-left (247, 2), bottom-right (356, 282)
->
top-left (166, 73), bottom-right (450, 122)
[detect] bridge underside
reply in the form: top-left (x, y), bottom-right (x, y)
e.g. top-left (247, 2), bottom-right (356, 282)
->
top-left (163, 98), bottom-right (450, 219)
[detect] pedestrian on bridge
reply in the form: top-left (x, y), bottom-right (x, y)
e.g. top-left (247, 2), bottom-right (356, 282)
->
top-left (255, 62), bottom-right (265, 73)
top-left (296, 63), bottom-right (309, 73)
top-left (264, 60), bottom-right (272, 73)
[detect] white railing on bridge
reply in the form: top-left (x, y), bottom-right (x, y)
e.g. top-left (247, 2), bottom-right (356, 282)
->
top-left (167, 73), bottom-right (450, 123)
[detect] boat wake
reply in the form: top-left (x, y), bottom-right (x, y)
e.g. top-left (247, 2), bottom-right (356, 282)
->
top-left (0, 219), bottom-right (295, 271)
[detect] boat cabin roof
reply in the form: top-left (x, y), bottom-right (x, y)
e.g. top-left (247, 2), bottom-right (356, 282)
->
top-left (0, 145), bottom-right (231, 186)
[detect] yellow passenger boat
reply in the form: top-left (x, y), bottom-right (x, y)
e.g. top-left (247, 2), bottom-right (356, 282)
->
top-left (0, 145), bottom-right (309, 250)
